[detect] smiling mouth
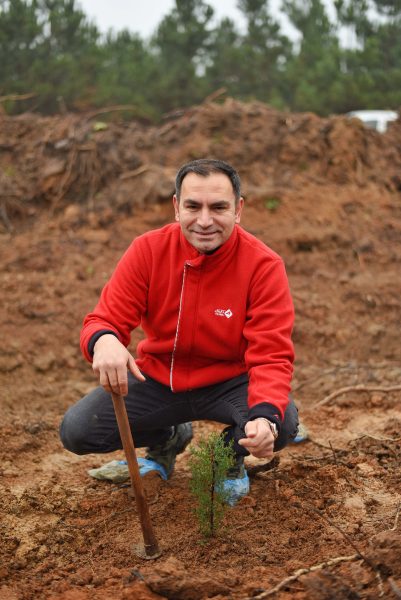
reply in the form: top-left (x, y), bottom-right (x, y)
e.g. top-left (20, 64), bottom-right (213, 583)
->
top-left (193, 231), bottom-right (218, 236)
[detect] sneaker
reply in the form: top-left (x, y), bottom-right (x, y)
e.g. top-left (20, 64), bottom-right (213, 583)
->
top-left (144, 422), bottom-right (193, 479)
top-left (226, 455), bottom-right (246, 479)
top-left (221, 455), bottom-right (250, 507)
top-left (88, 459), bottom-right (129, 483)
top-left (292, 422), bottom-right (309, 443)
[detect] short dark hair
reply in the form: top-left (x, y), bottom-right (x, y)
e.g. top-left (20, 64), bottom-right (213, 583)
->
top-left (175, 158), bottom-right (241, 202)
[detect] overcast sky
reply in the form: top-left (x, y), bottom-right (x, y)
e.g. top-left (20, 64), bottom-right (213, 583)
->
top-left (77, 0), bottom-right (297, 38)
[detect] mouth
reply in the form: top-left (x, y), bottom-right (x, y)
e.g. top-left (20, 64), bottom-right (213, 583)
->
top-left (192, 231), bottom-right (218, 237)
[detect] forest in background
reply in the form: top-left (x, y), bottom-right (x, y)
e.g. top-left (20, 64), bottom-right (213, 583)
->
top-left (0, 0), bottom-right (400, 120)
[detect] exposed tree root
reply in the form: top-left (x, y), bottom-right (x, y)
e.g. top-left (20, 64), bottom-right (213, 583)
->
top-left (247, 553), bottom-right (360, 599)
top-left (316, 384), bottom-right (401, 407)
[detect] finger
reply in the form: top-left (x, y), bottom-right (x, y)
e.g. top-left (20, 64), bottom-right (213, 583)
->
top-left (239, 431), bottom-right (266, 447)
top-left (99, 370), bottom-right (112, 392)
top-left (128, 356), bottom-right (146, 382)
top-left (239, 436), bottom-right (273, 454)
top-left (238, 436), bottom-right (261, 450)
top-left (118, 381), bottom-right (128, 396)
top-left (244, 421), bottom-right (258, 438)
top-left (241, 436), bottom-right (273, 454)
top-left (106, 368), bottom-right (122, 395)
top-left (116, 368), bottom-right (128, 396)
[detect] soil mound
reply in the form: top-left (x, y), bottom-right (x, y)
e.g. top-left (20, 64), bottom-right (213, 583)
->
top-left (1, 98), bottom-right (400, 226)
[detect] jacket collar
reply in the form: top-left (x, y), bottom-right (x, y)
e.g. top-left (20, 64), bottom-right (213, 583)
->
top-left (179, 225), bottom-right (239, 269)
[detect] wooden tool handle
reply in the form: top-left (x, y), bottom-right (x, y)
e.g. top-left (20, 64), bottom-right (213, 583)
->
top-left (111, 392), bottom-right (160, 557)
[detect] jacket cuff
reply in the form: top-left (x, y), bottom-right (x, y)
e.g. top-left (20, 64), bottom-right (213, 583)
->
top-left (248, 403), bottom-right (283, 433)
top-left (88, 330), bottom-right (119, 357)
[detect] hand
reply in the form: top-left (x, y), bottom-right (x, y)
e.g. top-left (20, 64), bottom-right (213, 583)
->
top-left (92, 334), bottom-right (145, 395)
top-left (238, 419), bottom-right (275, 459)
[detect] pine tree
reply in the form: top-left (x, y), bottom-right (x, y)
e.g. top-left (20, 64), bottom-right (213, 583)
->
top-left (189, 432), bottom-right (235, 538)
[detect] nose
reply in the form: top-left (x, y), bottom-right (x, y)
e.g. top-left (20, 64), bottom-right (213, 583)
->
top-left (197, 207), bottom-right (213, 228)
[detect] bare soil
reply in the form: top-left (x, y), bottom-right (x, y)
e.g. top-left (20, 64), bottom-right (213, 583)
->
top-left (1, 100), bottom-right (400, 599)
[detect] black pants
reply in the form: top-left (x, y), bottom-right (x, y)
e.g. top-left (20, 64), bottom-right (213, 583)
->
top-left (60, 373), bottom-right (299, 457)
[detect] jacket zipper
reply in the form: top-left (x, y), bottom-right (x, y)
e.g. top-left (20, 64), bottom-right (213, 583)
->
top-left (170, 264), bottom-right (188, 391)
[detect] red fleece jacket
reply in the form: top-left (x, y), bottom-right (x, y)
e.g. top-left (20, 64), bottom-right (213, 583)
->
top-left (80, 223), bottom-right (295, 426)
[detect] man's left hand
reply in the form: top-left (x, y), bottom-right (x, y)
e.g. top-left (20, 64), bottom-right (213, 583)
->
top-left (238, 419), bottom-right (275, 459)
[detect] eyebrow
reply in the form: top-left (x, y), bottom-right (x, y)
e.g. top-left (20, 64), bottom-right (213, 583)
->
top-left (183, 199), bottom-right (231, 207)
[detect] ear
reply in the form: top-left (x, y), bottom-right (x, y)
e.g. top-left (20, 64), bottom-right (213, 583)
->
top-left (173, 195), bottom-right (180, 222)
top-left (235, 197), bottom-right (244, 224)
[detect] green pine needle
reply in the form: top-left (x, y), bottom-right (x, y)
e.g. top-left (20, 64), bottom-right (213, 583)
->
top-left (189, 432), bottom-right (235, 538)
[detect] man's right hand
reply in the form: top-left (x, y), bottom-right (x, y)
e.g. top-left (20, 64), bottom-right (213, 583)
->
top-left (92, 334), bottom-right (145, 395)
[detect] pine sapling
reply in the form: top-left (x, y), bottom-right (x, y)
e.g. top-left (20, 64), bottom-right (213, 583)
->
top-left (189, 432), bottom-right (235, 538)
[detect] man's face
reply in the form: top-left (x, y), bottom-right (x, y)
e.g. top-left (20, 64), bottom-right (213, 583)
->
top-left (173, 172), bottom-right (244, 254)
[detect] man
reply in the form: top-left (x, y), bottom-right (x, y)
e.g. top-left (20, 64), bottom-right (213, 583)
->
top-left (60, 158), bottom-right (299, 504)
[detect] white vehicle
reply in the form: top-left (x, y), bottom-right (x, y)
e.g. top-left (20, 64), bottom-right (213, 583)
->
top-left (346, 110), bottom-right (398, 133)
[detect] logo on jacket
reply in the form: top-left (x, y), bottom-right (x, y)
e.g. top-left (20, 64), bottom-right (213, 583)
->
top-left (214, 308), bottom-right (233, 319)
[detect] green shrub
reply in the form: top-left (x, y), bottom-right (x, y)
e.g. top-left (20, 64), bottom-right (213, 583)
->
top-left (189, 432), bottom-right (235, 538)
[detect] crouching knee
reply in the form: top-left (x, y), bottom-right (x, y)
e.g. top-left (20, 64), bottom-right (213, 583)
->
top-left (59, 410), bottom-right (90, 455)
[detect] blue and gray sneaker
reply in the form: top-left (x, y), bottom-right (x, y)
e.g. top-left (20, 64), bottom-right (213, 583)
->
top-left (221, 455), bottom-right (250, 507)
top-left (292, 422), bottom-right (309, 443)
top-left (140, 422), bottom-right (193, 480)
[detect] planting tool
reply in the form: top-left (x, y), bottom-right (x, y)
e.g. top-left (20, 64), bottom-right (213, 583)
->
top-left (111, 391), bottom-right (161, 559)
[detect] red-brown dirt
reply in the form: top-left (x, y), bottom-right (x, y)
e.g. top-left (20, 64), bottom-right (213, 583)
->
top-left (1, 99), bottom-right (400, 599)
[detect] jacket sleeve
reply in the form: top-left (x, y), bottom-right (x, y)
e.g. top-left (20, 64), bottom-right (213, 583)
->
top-left (243, 258), bottom-right (295, 430)
top-left (80, 237), bottom-right (149, 362)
